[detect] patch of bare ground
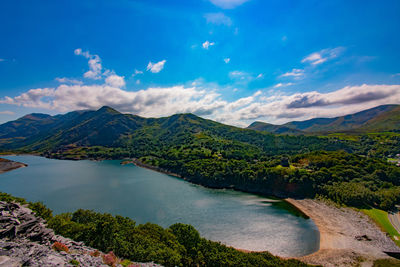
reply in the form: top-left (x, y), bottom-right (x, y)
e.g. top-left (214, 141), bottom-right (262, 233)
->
top-left (286, 198), bottom-right (400, 267)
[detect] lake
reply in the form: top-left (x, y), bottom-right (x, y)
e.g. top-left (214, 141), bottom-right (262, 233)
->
top-left (0, 155), bottom-right (319, 257)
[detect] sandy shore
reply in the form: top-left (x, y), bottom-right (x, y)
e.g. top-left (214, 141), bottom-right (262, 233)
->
top-left (0, 158), bottom-right (27, 174)
top-left (286, 198), bottom-right (400, 266)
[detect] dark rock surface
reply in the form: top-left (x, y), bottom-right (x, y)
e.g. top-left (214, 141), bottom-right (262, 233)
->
top-left (0, 201), bottom-right (162, 267)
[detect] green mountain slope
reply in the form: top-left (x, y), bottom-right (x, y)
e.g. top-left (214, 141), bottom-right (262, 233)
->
top-left (357, 105), bottom-right (400, 132)
top-left (1, 106), bottom-right (399, 211)
top-left (247, 104), bottom-right (400, 134)
top-left (0, 106), bottom-right (344, 156)
top-left (247, 121), bottom-right (304, 135)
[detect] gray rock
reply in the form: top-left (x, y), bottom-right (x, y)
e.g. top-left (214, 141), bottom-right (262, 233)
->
top-left (0, 201), bottom-right (164, 267)
top-left (0, 255), bottom-right (21, 267)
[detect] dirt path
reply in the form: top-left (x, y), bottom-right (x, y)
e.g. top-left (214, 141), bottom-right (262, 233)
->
top-left (286, 198), bottom-right (400, 267)
top-left (389, 212), bottom-right (400, 236)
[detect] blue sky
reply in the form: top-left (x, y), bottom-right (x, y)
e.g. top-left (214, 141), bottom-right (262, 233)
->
top-left (1, 0), bottom-right (400, 126)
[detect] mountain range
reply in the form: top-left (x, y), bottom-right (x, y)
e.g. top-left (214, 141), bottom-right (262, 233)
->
top-left (0, 104), bottom-right (399, 155)
top-left (0, 106), bottom-right (344, 156)
top-left (247, 104), bottom-right (400, 134)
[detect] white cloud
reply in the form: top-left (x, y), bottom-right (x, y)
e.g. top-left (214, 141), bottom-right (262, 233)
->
top-left (2, 83), bottom-right (400, 126)
top-left (205, 13), bottom-right (232, 26)
top-left (74, 48), bottom-right (90, 58)
top-left (202, 41), bottom-right (215, 50)
top-left (0, 110), bottom-right (14, 115)
top-left (147, 60), bottom-right (166, 73)
top-left (4, 51), bottom-right (399, 127)
top-left (132, 69), bottom-right (143, 77)
top-left (55, 77), bottom-right (83, 85)
top-left (105, 74), bottom-right (125, 88)
top-left (279, 69), bottom-right (304, 78)
top-left (274, 83), bottom-right (294, 88)
top-left (136, 80), bottom-right (141, 85)
top-left (84, 56), bottom-right (102, 79)
top-left (256, 74), bottom-right (263, 79)
top-left (0, 84), bottom-right (225, 118)
top-left (74, 48), bottom-right (103, 79)
top-left (209, 0), bottom-right (250, 9)
top-left (302, 47), bottom-right (345, 65)
top-left (224, 58), bottom-right (230, 64)
top-left (229, 71), bottom-right (247, 79)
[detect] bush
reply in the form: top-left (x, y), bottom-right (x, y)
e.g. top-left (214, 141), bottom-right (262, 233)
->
top-left (102, 251), bottom-right (118, 266)
top-left (69, 259), bottom-right (80, 266)
top-left (52, 242), bottom-right (69, 253)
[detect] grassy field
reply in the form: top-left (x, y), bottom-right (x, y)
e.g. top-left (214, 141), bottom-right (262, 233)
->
top-left (361, 208), bottom-right (400, 246)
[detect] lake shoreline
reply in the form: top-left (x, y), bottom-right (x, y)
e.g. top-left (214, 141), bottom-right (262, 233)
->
top-left (5, 154), bottom-right (399, 266)
top-left (2, 154), bottom-right (320, 257)
top-left (286, 198), bottom-right (400, 267)
top-left (132, 154), bottom-right (400, 265)
top-left (0, 158), bottom-right (27, 174)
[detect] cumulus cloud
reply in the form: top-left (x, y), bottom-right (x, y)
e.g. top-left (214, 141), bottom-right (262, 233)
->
top-left (286, 85), bottom-right (396, 109)
top-left (302, 47), bottom-right (345, 65)
top-left (209, 0), bottom-right (250, 9)
top-left (0, 84), bottom-right (226, 118)
top-left (1, 83), bottom-right (400, 126)
top-left (279, 69), bottom-right (304, 78)
top-left (3, 50), bottom-right (399, 126)
top-left (205, 13), bottom-right (232, 26)
top-left (274, 83), bottom-right (294, 88)
top-left (55, 77), bottom-right (83, 85)
top-left (132, 69), bottom-right (143, 77)
top-left (147, 60), bottom-right (166, 73)
top-left (202, 41), bottom-right (215, 50)
top-left (105, 74), bottom-right (125, 88)
top-left (74, 48), bottom-right (103, 79)
top-left (224, 58), bottom-right (230, 64)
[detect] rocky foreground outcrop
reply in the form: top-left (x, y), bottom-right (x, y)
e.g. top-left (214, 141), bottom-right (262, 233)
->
top-left (0, 201), bottom-right (162, 267)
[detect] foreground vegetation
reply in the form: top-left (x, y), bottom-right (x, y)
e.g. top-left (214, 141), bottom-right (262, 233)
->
top-left (361, 208), bottom-right (400, 246)
top-left (0, 192), bottom-right (312, 267)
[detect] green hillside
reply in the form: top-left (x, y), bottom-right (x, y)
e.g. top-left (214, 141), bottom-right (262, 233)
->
top-left (0, 106), bottom-right (345, 157)
top-left (247, 121), bottom-right (304, 135)
top-left (247, 104), bottom-right (400, 134)
top-left (357, 105), bottom-right (400, 132)
top-left (1, 106), bottom-right (399, 210)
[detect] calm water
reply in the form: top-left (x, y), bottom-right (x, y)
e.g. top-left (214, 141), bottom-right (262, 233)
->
top-left (1, 155), bottom-right (319, 256)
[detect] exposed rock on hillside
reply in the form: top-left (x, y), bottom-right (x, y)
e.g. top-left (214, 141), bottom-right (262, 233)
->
top-left (0, 201), bottom-right (161, 267)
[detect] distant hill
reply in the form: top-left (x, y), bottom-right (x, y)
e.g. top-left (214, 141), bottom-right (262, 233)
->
top-left (247, 104), bottom-right (400, 134)
top-left (247, 121), bottom-right (304, 135)
top-left (0, 106), bottom-right (344, 156)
